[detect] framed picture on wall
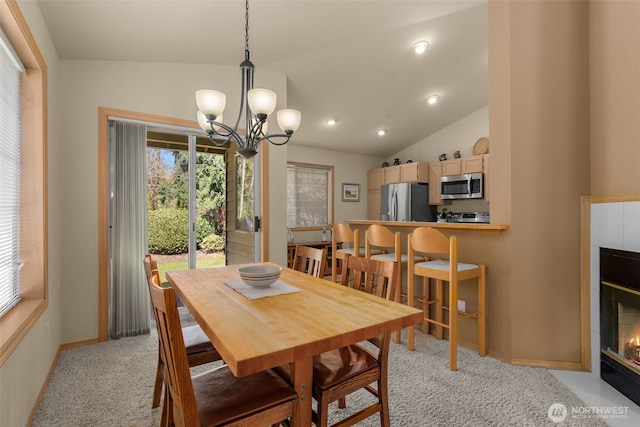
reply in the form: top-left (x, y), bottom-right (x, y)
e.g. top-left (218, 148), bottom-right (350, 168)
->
top-left (342, 183), bottom-right (360, 202)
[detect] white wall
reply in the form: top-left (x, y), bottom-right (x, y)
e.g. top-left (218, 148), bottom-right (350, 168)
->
top-left (287, 145), bottom-right (382, 243)
top-left (0, 2), bottom-right (61, 426)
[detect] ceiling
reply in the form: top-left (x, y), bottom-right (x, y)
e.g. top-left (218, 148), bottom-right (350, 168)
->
top-left (37, 0), bottom-right (488, 158)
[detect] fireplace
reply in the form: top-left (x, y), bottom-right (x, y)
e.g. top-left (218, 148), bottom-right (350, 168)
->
top-left (600, 248), bottom-right (640, 406)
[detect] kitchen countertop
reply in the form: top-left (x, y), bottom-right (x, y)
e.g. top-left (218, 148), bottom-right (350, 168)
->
top-left (347, 220), bottom-right (509, 234)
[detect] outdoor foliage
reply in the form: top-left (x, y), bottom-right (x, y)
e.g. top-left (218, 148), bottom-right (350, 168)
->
top-left (147, 208), bottom-right (219, 254)
top-left (201, 233), bottom-right (225, 253)
top-left (146, 147), bottom-right (228, 255)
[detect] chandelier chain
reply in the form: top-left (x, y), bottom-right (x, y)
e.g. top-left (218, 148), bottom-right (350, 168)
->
top-left (244, 0), bottom-right (250, 61)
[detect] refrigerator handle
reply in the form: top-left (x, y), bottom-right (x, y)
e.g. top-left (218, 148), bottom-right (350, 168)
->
top-left (391, 187), bottom-right (397, 221)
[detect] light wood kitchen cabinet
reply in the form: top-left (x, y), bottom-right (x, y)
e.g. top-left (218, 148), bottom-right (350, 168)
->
top-left (428, 162), bottom-right (446, 205)
top-left (441, 159), bottom-right (462, 176)
top-left (368, 168), bottom-right (384, 190)
top-left (462, 156), bottom-right (484, 173)
top-left (383, 165), bottom-right (401, 184)
top-left (367, 189), bottom-right (381, 220)
top-left (400, 162), bottom-right (429, 183)
top-left (482, 154), bottom-right (490, 202)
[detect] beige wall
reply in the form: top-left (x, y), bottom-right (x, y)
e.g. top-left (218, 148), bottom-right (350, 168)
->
top-left (287, 145), bottom-right (382, 243)
top-left (590, 0), bottom-right (640, 195)
top-left (489, 0), bottom-right (591, 364)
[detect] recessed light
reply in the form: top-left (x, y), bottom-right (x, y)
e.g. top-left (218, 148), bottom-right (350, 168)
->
top-left (327, 119), bottom-right (336, 126)
top-left (427, 95), bottom-right (439, 105)
top-left (377, 129), bottom-right (386, 136)
top-left (412, 41), bottom-right (429, 55)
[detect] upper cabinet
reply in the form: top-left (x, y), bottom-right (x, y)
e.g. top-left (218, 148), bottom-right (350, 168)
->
top-left (440, 155), bottom-right (487, 176)
top-left (383, 165), bottom-right (401, 184)
top-left (400, 162), bottom-right (429, 183)
top-left (368, 168), bottom-right (384, 190)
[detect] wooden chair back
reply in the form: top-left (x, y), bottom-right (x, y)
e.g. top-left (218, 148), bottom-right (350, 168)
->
top-left (408, 227), bottom-right (450, 258)
top-left (293, 245), bottom-right (327, 278)
top-left (144, 254), bottom-right (162, 287)
top-left (147, 282), bottom-right (200, 425)
top-left (331, 223), bottom-right (361, 282)
top-left (340, 254), bottom-right (398, 302)
top-left (365, 224), bottom-right (401, 259)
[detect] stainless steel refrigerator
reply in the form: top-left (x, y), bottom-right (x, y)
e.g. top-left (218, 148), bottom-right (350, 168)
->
top-left (380, 182), bottom-right (437, 222)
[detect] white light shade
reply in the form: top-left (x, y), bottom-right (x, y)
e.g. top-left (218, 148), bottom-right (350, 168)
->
top-left (277, 109), bottom-right (302, 132)
top-left (196, 89), bottom-right (226, 116)
top-left (197, 110), bottom-right (223, 131)
top-left (248, 88), bottom-right (277, 115)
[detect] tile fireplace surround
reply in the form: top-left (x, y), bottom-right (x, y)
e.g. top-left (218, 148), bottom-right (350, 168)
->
top-left (590, 198), bottom-right (640, 377)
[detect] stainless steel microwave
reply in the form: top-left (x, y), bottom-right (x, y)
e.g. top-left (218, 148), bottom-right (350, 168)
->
top-left (440, 173), bottom-right (483, 200)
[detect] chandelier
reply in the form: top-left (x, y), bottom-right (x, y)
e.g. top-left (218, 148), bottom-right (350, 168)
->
top-left (196, 0), bottom-right (301, 158)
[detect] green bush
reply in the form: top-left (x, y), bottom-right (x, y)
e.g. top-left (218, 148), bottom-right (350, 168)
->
top-left (148, 208), bottom-right (218, 254)
top-left (201, 233), bottom-right (225, 253)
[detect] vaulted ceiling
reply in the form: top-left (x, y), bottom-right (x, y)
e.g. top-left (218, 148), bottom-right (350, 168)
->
top-left (37, 0), bottom-right (488, 158)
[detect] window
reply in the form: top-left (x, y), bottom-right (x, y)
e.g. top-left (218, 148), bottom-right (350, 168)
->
top-left (0, 0), bottom-right (48, 366)
top-left (287, 162), bottom-right (334, 229)
top-left (0, 28), bottom-right (23, 316)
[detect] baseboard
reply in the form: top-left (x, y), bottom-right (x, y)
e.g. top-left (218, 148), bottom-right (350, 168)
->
top-left (511, 358), bottom-right (589, 371)
top-left (26, 337), bottom-right (101, 426)
top-left (26, 346), bottom-right (62, 427)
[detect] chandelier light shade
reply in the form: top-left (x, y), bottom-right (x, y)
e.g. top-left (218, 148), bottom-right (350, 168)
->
top-left (196, 0), bottom-right (301, 158)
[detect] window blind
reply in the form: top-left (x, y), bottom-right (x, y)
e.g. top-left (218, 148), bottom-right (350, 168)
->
top-left (0, 29), bottom-right (24, 317)
top-left (287, 164), bottom-right (331, 227)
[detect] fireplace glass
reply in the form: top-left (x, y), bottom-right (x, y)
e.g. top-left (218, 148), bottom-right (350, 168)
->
top-left (600, 247), bottom-right (640, 406)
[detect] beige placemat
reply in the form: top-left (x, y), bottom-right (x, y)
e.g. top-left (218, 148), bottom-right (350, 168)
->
top-left (224, 279), bottom-right (301, 300)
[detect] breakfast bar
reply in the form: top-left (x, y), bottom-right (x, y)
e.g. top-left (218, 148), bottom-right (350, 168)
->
top-left (347, 220), bottom-right (509, 354)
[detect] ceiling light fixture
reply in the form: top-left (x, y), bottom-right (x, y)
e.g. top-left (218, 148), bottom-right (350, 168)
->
top-left (327, 119), bottom-right (336, 126)
top-left (427, 95), bottom-right (440, 105)
top-left (195, 0), bottom-right (301, 158)
top-left (377, 130), bottom-right (386, 136)
top-left (412, 41), bottom-right (429, 55)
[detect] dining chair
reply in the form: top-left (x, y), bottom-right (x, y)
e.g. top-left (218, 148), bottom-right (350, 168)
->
top-left (147, 278), bottom-right (297, 427)
top-left (406, 227), bottom-right (486, 371)
top-left (292, 244), bottom-right (327, 278)
top-left (143, 255), bottom-right (222, 413)
top-left (331, 223), bottom-right (385, 283)
top-left (364, 224), bottom-right (424, 343)
top-left (312, 254), bottom-right (398, 427)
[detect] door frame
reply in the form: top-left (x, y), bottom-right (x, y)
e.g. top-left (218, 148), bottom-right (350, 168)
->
top-left (97, 106), bottom-right (269, 341)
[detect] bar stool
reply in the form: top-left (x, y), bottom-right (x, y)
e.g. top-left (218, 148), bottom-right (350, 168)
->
top-left (331, 223), bottom-right (385, 282)
top-left (365, 223), bottom-right (424, 343)
top-left (407, 227), bottom-right (486, 371)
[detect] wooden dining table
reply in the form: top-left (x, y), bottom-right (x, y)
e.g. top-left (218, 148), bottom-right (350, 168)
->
top-left (166, 263), bottom-right (423, 427)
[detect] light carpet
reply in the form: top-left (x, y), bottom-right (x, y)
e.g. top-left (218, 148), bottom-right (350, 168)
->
top-left (32, 330), bottom-right (607, 426)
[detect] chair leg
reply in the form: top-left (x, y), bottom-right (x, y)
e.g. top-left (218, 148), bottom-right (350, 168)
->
top-left (317, 393), bottom-right (329, 427)
top-left (378, 379), bottom-right (391, 427)
top-left (477, 266), bottom-right (487, 357)
top-left (393, 267), bottom-right (402, 344)
top-left (435, 280), bottom-right (444, 340)
top-left (152, 349), bottom-right (163, 408)
top-left (407, 268), bottom-right (415, 351)
top-left (338, 397), bottom-right (346, 409)
top-left (422, 276), bottom-right (429, 334)
top-left (449, 280), bottom-right (458, 371)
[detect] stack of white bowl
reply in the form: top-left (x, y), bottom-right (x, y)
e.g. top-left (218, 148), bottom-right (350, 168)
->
top-left (237, 265), bottom-right (282, 288)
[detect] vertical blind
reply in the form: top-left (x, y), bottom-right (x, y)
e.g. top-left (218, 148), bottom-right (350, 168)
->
top-left (0, 29), bottom-right (25, 316)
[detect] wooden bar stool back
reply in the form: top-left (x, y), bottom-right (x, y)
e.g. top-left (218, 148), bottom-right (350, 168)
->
top-left (406, 227), bottom-right (487, 371)
top-left (332, 223), bottom-right (359, 282)
top-left (365, 224), bottom-right (423, 343)
top-left (292, 244), bottom-right (327, 278)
